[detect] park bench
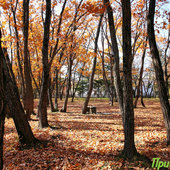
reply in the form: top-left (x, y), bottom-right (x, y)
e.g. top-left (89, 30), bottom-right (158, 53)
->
top-left (86, 106), bottom-right (96, 114)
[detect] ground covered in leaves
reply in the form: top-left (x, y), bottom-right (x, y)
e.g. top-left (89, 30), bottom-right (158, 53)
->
top-left (3, 98), bottom-right (169, 169)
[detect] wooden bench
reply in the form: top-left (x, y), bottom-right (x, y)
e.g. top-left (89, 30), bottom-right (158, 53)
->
top-left (86, 106), bottom-right (96, 114)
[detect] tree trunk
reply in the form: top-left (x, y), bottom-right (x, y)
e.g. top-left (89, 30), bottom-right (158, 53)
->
top-left (104, 0), bottom-right (124, 117)
top-left (71, 72), bottom-right (76, 100)
top-left (0, 99), bottom-right (5, 170)
top-left (23, 0), bottom-right (34, 120)
top-left (71, 65), bottom-right (84, 102)
top-left (0, 30), bottom-right (5, 169)
top-left (61, 56), bottom-right (73, 112)
top-left (55, 69), bottom-right (59, 111)
top-left (101, 47), bottom-right (113, 105)
top-left (71, 72), bottom-right (77, 102)
top-left (105, 0), bottom-right (137, 158)
top-left (82, 14), bottom-right (103, 114)
top-left (48, 77), bottom-right (55, 112)
top-left (147, 0), bottom-right (170, 145)
top-left (38, 0), bottom-right (51, 128)
top-left (134, 40), bottom-right (147, 108)
top-left (30, 66), bottom-right (40, 96)
top-left (164, 28), bottom-right (169, 98)
top-left (140, 82), bottom-right (145, 107)
top-left (0, 30), bottom-right (37, 145)
top-left (38, 71), bottom-right (49, 128)
top-left (12, 4), bottom-right (26, 107)
top-left (61, 0), bottom-right (84, 111)
top-left (72, 60), bottom-right (87, 102)
top-left (101, 26), bottom-right (113, 105)
top-left (121, 0), bottom-right (137, 159)
top-left (59, 78), bottom-right (66, 100)
top-left (109, 49), bottom-right (117, 103)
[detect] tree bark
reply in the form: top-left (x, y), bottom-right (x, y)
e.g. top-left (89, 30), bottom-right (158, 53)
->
top-left (0, 30), bottom-right (37, 145)
top-left (109, 48), bottom-right (117, 102)
top-left (54, 69), bottom-right (59, 110)
top-left (38, 0), bottom-right (51, 128)
top-left (71, 63), bottom-right (85, 102)
top-left (105, 0), bottom-right (137, 158)
top-left (61, 0), bottom-right (84, 112)
top-left (147, 0), bottom-right (170, 145)
top-left (0, 99), bottom-right (5, 170)
top-left (140, 82), bottom-right (145, 107)
top-left (82, 14), bottom-right (103, 114)
top-left (0, 29), bottom-right (5, 170)
top-left (12, 2), bottom-right (26, 107)
top-left (101, 52), bottom-right (113, 104)
top-left (59, 77), bottom-right (67, 100)
top-left (23, 0), bottom-right (34, 120)
top-left (134, 40), bottom-right (147, 108)
top-left (101, 26), bottom-right (113, 105)
top-left (121, 0), bottom-right (137, 159)
top-left (164, 28), bottom-right (169, 98)
top-left (61, 56), bottom-right (73, 112)
top-left (48, 77), bottom-right (55, 112)
top-left (104, 0), bottom-right (124, 117)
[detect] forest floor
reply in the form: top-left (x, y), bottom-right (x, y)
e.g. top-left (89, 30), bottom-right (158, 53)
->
top-left (3, 98), bottom-right (169, 169)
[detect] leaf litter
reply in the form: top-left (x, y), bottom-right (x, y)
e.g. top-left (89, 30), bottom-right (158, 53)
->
top-left (3, 99), bottom-right (169, 169)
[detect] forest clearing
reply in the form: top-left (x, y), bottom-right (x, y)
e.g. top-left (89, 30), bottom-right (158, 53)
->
top-left (3, 98), bottom-right (169, 169)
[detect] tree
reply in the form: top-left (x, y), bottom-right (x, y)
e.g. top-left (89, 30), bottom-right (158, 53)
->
top-left (23, 0), bottom-right (34, 119)
top-left (100, 24), bottom-right (114, 105)
top-left (104, 0), bottom-right (138, 159)
top-left (71, 63), bottom-right (85, 102)
top-left (103, 0), bottom-right (124, 116)
top-left (0, 28), bottom-right (38, 169)
top-left (82, 14), bottom-right (103, 114)
top-left (60, 53), bottom-right (73, 112)
top-left (38, 0), bottom-right (68, 127)
top-left (1, 48), bottom-right (37, 146)
top-left (147, 0), bottom-right (170, 145)
top-left (11, 0), bottom-right (26, 107)
top-left (121, 0), bottom-right (137, 158)
top-left (38, 0), bottom-right (52, 128)
top-left (61, 0), bottom-right (84, 112)
top-left (134, 39), bottom-right (147, 108)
